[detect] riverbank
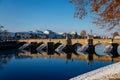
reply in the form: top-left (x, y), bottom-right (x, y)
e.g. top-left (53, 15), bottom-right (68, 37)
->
top-left (70, 62), bottom-right (120, 80)
top-left (18, 39), bottom-right (120, 45)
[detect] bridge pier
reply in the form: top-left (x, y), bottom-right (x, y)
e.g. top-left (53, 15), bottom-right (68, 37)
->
top-left (47, 42), bottom-right (54, 55)
top-left (64, 34), bottom-right (73, 53)
top-left (86, 39), bottom-right (95, 54)
top-left (110, 42), bottom-right (119, 57)
top-left (30, 42), bottom-right (38, 54)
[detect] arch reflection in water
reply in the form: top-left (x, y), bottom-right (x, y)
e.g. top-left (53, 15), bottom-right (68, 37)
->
top-left (18, 50), bottom-right (95, 67)
top-left (95, 43), bottom-right (106, 56)
top-left (18, 49), bottom-right (120, 62)
top-left (54, 42), bottom-right (62, 50)
top-left (55, 44), bottom-right (66, 54)
top-left (117, 46), bottom-right (120, 55)
top-left (18, 42), bottom-right (31, 50)
top-left (20, 50), bottom-right (31, 54)
top-left (36, 44), bottom-right (46, 54)
top-left (36, 44), bottom-right (46, 51)
top-left (75, 44), bottom-right (88, 54)
top-left (73, 43), bottom-right (82, 54)
top-left (104, 45), bottom-right (113, 53)
top-left (0, 50), bottom-right (118, 80)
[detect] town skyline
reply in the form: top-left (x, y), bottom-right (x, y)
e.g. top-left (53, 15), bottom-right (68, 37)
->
top-left (0, 0), bottom-right (118, 36)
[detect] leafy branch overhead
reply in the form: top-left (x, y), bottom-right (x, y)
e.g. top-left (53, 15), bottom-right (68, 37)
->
top-left (70, 0), bottom-right (120, 31)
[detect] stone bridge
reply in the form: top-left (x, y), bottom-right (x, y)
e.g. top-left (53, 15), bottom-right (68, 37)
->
top-left (18, 39), bottom-right (120, 45)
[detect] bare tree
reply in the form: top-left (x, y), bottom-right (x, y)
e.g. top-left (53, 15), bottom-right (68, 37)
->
top-left (0, 25), bottom-right (4, 33)
top-left (70, 0), bottom-right (120, 31)
top-left (3, 30), bottom-right (9, 40)
top-left (0, 25), bottom-right (4, 40)
top-left (113, 31), bottom-right (119, 38)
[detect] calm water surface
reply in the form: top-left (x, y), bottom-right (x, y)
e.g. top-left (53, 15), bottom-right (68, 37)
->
top-left (0, 49), bottom-right (116, 80)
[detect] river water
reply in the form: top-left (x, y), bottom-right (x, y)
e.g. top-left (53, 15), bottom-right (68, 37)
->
top-left (0, 44), bottom-right (120, 80)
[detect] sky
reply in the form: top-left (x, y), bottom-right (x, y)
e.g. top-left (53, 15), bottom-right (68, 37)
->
top-left (0, 0), bottom-right (113, 36)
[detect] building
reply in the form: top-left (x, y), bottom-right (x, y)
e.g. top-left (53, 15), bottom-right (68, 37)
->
top-left (35, 30), bottom-right (46, 39)
top-left (43, 30), bottom-right (56, 38)
top-left (15, 32), bottom-right (31, 39)
top-left (70, 31), bottom-right (78, 39)
top-left (114, 36), bottom-right (120, 39)
top-left (57, 32), bottom-right (66, 38)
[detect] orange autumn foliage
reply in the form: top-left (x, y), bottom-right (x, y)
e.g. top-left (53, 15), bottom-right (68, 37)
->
top-left (70, 0), bottom-right (120, 31)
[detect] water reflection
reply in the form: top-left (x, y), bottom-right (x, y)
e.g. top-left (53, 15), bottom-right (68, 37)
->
top-left (1, 42), bottom-right (120, 80)
top-left (1, 49), bottom-right (120, 67)
top-left (0, 50), bottom-right (18, 69)
top-left (0, 49), bottom-right (120, 80)
top-left (95, 43), bottom-right (106, 56)
top-left (117, 46), bottom-right (120, 55)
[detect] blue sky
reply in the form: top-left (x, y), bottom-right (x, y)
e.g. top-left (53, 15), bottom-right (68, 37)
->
top-left (0, 0), bottom-right (112, 36)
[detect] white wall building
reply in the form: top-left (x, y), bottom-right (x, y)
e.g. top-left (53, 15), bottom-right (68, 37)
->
top-left (43, 30), bottom-right (56, 38)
